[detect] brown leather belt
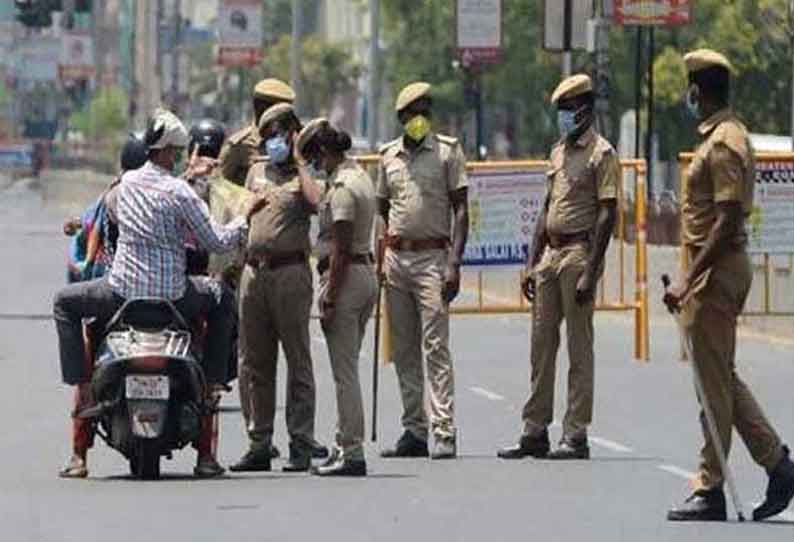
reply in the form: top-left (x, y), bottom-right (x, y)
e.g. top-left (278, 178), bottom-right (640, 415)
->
top-left (247, 250), bottom-right (307, 271)
top-left (547, 231), bottom-right (590, 249)
top-left (317, 253), bottom-right (373, 275)
top-left (385, 235), bottom-right (449, 252)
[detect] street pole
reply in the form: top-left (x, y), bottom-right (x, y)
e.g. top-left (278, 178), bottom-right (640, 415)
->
top-left (562, 0), bottom-right (572, 76)
top-left (634, 26), bottom-right (643, 159)
top-left (367, 0), bottom-right (380, 150)
top-left (646, 26), bottom-right (654, 197)
top-left (290, 0), bottom-right (302, 116)
top-left (475, 71), bottom-right (485, 160)
top-left (172, 0), bottom-right (182, 114)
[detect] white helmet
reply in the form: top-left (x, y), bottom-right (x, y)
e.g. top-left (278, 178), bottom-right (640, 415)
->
top-left (145, 108), bottom-right (189, 150)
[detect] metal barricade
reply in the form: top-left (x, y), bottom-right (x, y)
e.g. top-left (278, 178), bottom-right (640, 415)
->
top-left (356, 155), bottom-right (651, 361)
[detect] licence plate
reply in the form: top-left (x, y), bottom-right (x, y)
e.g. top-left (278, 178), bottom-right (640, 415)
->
top-left (125, 375), bottom-right (169, 400)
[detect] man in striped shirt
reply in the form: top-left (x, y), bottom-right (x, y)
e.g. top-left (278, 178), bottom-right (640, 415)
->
top-left (54, 109), bottom-right (265, 478)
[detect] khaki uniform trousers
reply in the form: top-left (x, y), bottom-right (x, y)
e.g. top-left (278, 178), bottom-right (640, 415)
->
top-left (522, 243), bottom-right (596, 440)
top-left (683, 249), bottom-right (783, 490)
top-left (385, 248), bottom-right (455, 441)
top-left (320, 264), bottom-right (377, 460)
top-left (239, 262), bottom-right (316, 450)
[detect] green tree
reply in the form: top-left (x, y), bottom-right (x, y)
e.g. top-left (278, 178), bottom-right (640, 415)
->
top-left (257, 34), bottom-right (363, 117)
top-left (69, 87), bottom-right (130, 165)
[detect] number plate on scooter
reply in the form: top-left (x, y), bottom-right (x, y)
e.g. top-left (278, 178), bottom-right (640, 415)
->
top-left (125, 375), bottom-right (170, 400)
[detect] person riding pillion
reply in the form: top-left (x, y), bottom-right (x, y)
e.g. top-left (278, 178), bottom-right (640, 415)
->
top-left (663, 48), bottom-right (794, 523)
top-left (54, 108), bottom-right (266, 479)
top-left (498, 74), bottom-right (618, 461)
top-left (230, 103), bottom-right (328, 474)
top-left (294, 118), bottom-right (378, 477)
top-left (376, 82), bottom-right (469, 460)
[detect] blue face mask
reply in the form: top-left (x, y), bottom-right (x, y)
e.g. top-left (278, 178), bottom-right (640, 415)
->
top-left (685, 85), bottom-right (701, 120)
top-left (557, 106), bottom-right (588, 139)
top-left (265, 135), bottom-right (290, 165)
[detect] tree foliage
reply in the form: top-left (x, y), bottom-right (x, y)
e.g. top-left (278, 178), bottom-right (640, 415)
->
top-left (69, 87), bottom-right (129, 142)
top-left (380, 0), bottom-right (794, 160)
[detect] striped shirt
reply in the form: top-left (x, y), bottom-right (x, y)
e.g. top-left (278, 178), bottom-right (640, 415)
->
top-left (109, 161), bottom-right (247, 299)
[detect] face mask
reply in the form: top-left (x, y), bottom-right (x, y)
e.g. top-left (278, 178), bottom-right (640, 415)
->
top-left (404, 115), bottom-right (431, 142)
top-left (557, 105), bottom-right (588, 139)
top-left (685, 85), bottom-right (701, 120)
top-left (172, 149), bottom-right (185, 174)
top-left (266, 135), bottom-right (290, 165)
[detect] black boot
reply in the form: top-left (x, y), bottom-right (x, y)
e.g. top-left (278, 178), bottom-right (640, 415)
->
top-left (229, 448), bottom-right (272, 472)
top-left (754, 446), bottom-right (794, 521)
top-left (547, 437), bottom-right (589, 460)
top-left (283, 442), bottom-right (312, 473)
top-left (312, 458), bottom-right (367, 477)
top-left (310, 439), bottom-right (330, 460)
top-left (667, 488), bottom-right (727, 521)
top-left (497, 430), bottom-right (550, 459)
top-left (380, 430), bottom-right (429, 458)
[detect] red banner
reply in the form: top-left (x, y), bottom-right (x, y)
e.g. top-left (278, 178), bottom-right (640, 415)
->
top-left (614, 0), bottom-right (692, 26)
top-left (217, 46), bottom-right (262, 68)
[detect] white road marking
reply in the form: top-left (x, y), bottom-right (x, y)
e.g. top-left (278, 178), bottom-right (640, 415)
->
top-left (469, 386), bottom-right (505, 401)
top-left (589, 436), bottom-right (634, 453)
top-left (752, 502), bottom-right (794, 522)
top-left (657, 464), bottom-right (697, 480)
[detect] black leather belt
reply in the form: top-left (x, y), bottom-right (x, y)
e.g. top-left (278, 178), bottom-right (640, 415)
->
top-left (317, 253), bottom-right (373, 275)
top-left (246, 250), bottom-right (307, 271)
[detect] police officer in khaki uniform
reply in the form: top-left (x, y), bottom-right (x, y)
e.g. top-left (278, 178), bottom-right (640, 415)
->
top-left (376, 82), bottom-right (469, 460)
top-left (498, 74), bottom-right (618, 461)
top-left (663, 49), bottom-right (794, 522)
top-left (218, 78), bottom-right (296, 186)
top-left (293, 119), bottom-right (377, 477)
top-left (229, 103), bottom-right (325, 473)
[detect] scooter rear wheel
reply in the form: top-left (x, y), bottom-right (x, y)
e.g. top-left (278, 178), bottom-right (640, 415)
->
top-left (132, 439), bottom-right (161, 480)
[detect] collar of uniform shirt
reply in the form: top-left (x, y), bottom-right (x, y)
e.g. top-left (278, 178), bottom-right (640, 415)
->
top-left (397, 131), bottom-right (436, 156)
top-left (697, 107), bottom-right (733, 137)
top-left (569, 126), bottom-right (596, 149)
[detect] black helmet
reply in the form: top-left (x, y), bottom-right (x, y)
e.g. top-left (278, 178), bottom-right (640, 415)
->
top-left (188, 119), bottom-right (226, 159)
top-left (120, 132), bottom-right (148, 171)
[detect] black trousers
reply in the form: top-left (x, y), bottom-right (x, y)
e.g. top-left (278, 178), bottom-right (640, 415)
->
top-left (53, 276), bottom-right (237, 385)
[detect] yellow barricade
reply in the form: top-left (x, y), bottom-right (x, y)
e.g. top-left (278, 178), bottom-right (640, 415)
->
top-left (356, 155), bottom-right (651, 362)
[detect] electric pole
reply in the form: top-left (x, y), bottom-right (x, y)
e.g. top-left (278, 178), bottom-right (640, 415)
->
top-left (367, 0), bottom-right (380, 150)
top-left (291, 0), bottom-right (303, 116)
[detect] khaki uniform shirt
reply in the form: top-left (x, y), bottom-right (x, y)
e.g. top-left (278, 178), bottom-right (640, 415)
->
top-left (682, 108), bottom-right (754, 247)
top-left (545, 127), bottom-right (620, 236)
top-left (318, 158), bottom-right (376, 259)
top-left (219, 123), bottom-right (261, 186)
top-left (245, 161), bottom-right (311, 256)
top-left (376, 133), bottom-right (468, 240)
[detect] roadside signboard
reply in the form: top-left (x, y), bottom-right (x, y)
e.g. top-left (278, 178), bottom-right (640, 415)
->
top-left (217, 0), bottom-right (263, 67)
top-left (13, 38), bottom-right (61, 83)
top-left (59, 33), bottom-right (96, 81)
top-left (456, 0), bottom-right (503, 68)
top-left (748, 161), bottom-right (794, 254)
top-left (612, 0), bottom-right (692, 26)
top-left (543, 0), bottom-right (592, 52)
top-left (464, 167), bottom-right (548, 267)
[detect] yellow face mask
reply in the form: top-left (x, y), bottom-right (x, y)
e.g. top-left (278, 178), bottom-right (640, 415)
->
top-left (404, 115), bottom-right (431, 142)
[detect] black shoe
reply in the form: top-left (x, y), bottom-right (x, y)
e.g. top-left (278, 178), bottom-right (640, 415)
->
top-left (282, 442), bottom-right (312, 473)
top-left (431, 437), bottom-right (457, 460)
top-left (229, 449), bottom-right (272, 472)
top-left (268, 444), bottom-right (281, 459)
top-left (320, 446), bottom-right (342, 468)
top-left (547, 438), bottom-right (590, 460)
top-left (754, 446), bottom-right (794, 521)
top-left (667, 489), bottom-right (727, 521)
top-left (310, 439), bottom-right (330, 460)
top-left (497, 430), bottom-right (550, 459)
top-left (312, 459), bottom-right (367, 477)
top-left (380, 431), bottom-right (429, 458)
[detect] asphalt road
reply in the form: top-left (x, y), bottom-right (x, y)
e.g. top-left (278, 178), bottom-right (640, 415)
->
top-left (1, 175), bottom-right (793, 542)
